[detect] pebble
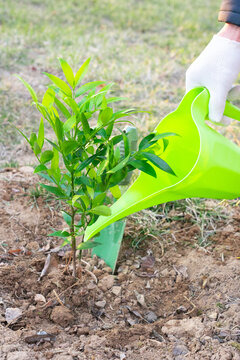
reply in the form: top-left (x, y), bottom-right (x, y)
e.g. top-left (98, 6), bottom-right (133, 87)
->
top-left (77, 327), bottom-right (90, 336)
top-left (144, 311), bottom-right (158, 323)
top-left (98, 275), bottom-right (115, 291)
top-left (172, 344), bottom-right (189, 356)
top-left (134, 291), bottom-right (146, 307)
top-left (102, 266), bottom-right (113, 273)
top-left (5, 307), bottom-right (22, 323)
top-left (34, 294), bottom-right (46, 303)
top-left (161, 268), bottom-right (169, 276)
top-left (95, 300), bottom-right (106, 308)
top-left (50, 306), bottom-right (74, 328)
top-left (112, 286), bottom-right (122, 296)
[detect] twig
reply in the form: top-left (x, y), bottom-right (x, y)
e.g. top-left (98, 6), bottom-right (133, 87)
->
top-left (53, 290), bottom-right (65, 307)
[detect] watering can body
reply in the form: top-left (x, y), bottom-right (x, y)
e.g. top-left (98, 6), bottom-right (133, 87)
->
top-left (85, 87), bottom-right (240, 242)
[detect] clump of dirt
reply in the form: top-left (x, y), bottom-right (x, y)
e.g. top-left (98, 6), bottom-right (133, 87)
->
top-left (0, 169), bottom-right (239, 360)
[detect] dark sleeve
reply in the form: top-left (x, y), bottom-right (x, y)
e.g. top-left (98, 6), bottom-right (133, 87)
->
top-left (218, 0), bottom-right (240, 26)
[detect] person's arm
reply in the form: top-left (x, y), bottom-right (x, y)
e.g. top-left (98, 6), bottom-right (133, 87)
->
top-left (186, 3), bottom-right (240, 122)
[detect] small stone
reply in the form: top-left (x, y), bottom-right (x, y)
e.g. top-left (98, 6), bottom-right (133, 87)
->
top-left (50, 306), bottom-right (74, 327)
top-left (134, 291), bottom-right (146, 307)
top-left (161, 268), bottom-right (169, 277)
top-left (5, 307), bottom-right (22, 323)
top-left (172, 344), bottom-right (189, 356)
top-left (117, 265), bottom-right (129, 274)
top-left (112, 286), bottom-right (122, 296)
top-left (92, 269), bottom-right (103, 277)
top-left (208, 312), bottom-right (218, 320)
top-left (145, 281), bottom-right (151, 289)
top-left (175, 306), bottom-right (187, 314)
top-left (144, 311), bottom-right (158, 323)
top-left (127, 318), bottom-right (138, 326)
top-left (95, 300), bottom-right (106, 308)
top-left (87, 282), bottom-right (97, 290)
top-left (98, 259), bottom-right (106, 268)
top-left (98, 275), bottom-right (115, 292)
top-left (102, 266), bottom-right (112, 273)
top-left (34, 294), bottom-right (46, 303)
top-left (77, 326), bottom-right (90, 336)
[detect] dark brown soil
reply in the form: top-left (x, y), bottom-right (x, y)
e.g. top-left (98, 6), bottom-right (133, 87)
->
top-left (0, 168), bottom-right (239, 360)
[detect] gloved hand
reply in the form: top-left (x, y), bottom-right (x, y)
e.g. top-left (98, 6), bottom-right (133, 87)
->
top-left (186, 34), bottom-right (240, 122)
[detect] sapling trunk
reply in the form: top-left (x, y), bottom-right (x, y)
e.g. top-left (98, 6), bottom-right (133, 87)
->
top-left (70, 205), bottom-right (77, 278)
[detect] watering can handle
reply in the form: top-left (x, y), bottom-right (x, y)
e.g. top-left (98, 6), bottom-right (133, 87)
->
top-left (224, 101), bottom-right (240, 122)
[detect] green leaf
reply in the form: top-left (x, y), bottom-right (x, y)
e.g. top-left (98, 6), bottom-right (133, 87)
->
top-left (129, 159), bottom-right (157, 178)
top-left (63, 115), bottom-right (76, 133)
top-left (92, 193), bottom-right (106, 208)
top-left (86, 146), bottom-right (94, 155)
top-left (96, 158), bottom-right (108, 176)
top-left (40, 183), bottom-right (66, 197)
top-left (46, 138), bottom-right (61, 152)
top-left (37, 118), bottom-right (44, 149)
top-left (142, 152), bottom-right (175, 176)
top-left (54, 97), bottom-right (71, 119)
top-left (48, 230), bottom-right (71, 237)
top-left (75, 176), bottom-right (93, 187)
top-left (54, 118), bottom-right (64, 141)
top-left (40, 150), bottom-right (54, 164)
top-left (62, 140), bottom-right (79, 155)
top-left (29, 132), bottom-right (37, 146)
top-left (153, 132), bottom-right (178, 141)
top-left (15, 75), bottom-right (38, 102)
top-left (33, 142), bottom-right (41, 156)
top-left (77, 240), bottom-right (101, 250)
top-left (42, 88), bottom-right (55, 108)
top-left (65, 98), bottom-right (79, 114)
top-left (62, 211), bottom-right (72, 226)
top-left (98, 107), bottom-right (113, 126)
top-left (110, 185), bottom-right (121, 199)
top-left (112, 134), bottom-right (123, 145)
top-left (34, 164), bottom-right (48, 173)
top-left (138, 133), bottom-right (155, 151)
top-left (77, 153), bottom-right (97, 171)
top-left (90, 205), bottom-right (111, 216)
top-left (75, 81), bottom-right (105, 98)
top-left (44, 72), bottom-right (72, 96)
top-left (122, 132), bottom-right (130, 156)
top-left (59, 58), bottom-right (74, 88)
top-left (79, 113), bottom-right (90, 136)
top-left (108, 154), bottom-right (130, 174)
top-left (162, 138), bottom-right (169, 151)
top-left (74, 58), bottom-right (91, 87)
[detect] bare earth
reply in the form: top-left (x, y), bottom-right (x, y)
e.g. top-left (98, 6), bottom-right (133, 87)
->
top-left (0, 168), bottom-right (239, 360)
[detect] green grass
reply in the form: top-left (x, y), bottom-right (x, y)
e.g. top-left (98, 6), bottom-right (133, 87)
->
top-left (0, 0), bottom-right (221, 166)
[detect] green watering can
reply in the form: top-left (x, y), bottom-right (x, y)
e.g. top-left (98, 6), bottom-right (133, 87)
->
top-left (86, 87), bottom-right (240, 268)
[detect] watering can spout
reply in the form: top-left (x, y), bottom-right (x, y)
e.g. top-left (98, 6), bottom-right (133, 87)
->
top-left (85, 87), bottom-right (240, 241)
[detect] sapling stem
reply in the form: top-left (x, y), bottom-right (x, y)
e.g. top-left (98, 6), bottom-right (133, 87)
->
top-left (70, 172), bottom-right (77, 278)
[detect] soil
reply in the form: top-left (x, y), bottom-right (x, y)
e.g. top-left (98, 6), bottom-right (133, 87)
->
top-left (0, 168), bottom-right (239, 360)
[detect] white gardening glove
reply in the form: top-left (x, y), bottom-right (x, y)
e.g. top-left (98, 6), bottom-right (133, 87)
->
top-left (186, 35), bottom-right (240, 122)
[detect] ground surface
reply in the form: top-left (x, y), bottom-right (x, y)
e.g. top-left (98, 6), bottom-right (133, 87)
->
top-left (0, 168), bottom-right (239, 360)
